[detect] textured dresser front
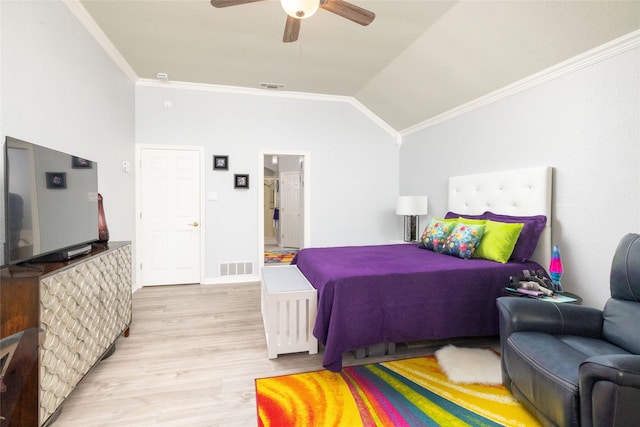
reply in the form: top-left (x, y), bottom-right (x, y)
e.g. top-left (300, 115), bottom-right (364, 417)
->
top-left (38, 243), bottom-right (132, 425)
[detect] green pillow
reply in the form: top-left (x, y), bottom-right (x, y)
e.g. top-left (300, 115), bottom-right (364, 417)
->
top-left (419, 218), bottom-right (457, 252)
top-left (442, 222), bottom-right (486, 259)
top-left (473, 220), bottom-right (524, 263)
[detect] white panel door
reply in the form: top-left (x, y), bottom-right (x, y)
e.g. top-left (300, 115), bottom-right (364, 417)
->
top-left (280, 171), bottom-right (302, 248)
top-left (140, 148), bottom-right (201, 285)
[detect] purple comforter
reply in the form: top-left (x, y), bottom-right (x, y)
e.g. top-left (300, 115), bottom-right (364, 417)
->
top-left (292, 244), bottom-right (542, 372)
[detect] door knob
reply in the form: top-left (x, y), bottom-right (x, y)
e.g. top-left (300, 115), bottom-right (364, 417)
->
top-left (189, 221), bottom-right (199, 227)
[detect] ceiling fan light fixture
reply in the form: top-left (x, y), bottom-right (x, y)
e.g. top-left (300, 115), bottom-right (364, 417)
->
top-left (280, 0), bottom-right (319, 19)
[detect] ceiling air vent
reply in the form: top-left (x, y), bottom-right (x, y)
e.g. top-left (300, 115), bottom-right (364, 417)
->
top-left (260, 82), bottom-right (286, 90)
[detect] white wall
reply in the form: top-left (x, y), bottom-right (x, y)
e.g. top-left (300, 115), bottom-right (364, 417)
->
top-left (0, 1), bottom-right (135, 262)
top-left (8, 0), bottom-right (634, 308)
top-left (135, 84), bottom-right (400, 281)
top-left (400, 45), bottom-right (640, 308)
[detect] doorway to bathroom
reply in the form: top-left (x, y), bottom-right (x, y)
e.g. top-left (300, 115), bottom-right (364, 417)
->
top-left (259, 152), bottom-right (310, 267)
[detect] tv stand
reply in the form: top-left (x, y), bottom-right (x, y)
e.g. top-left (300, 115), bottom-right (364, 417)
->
top-left (0, 241), bottom-right (132, 426)
top-left (10, 262), bottom-right (45, 275)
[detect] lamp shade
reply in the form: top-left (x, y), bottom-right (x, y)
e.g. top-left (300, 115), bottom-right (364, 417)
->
top-left (396, 196), bottom-right (429, 216)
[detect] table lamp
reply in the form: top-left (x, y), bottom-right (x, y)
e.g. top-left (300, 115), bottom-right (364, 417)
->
top-left (549, 244), bottom-right (564, 293)
top-left (396, 196), bottom-right (429, 242)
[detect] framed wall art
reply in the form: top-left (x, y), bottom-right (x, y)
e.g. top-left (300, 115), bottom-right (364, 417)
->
top-left (213, 155), bottom-right (228, 170)
top-left (46, 172), bottom-right (67, 189)
top-left (72, 156), bottom-right (93, 169)
top-left (234, 174), bottom-right (249, 189)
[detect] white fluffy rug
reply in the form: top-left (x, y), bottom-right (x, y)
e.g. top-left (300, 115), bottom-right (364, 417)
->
top-left (434, 344), bottom-right (503, 385)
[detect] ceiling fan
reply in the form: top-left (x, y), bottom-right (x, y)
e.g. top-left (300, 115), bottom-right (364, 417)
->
top-left (210, 0), bottom-right (375, 43)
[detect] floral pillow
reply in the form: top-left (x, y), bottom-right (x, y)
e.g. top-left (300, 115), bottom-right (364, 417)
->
top-left (442, 223), bottom-right (486, 259)
top-left (419, 218), bottom-right (457, 252)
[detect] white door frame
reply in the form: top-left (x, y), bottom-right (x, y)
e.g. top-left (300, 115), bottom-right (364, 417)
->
top-left (135, 144), bottom-right (205, 290)
top-left (258, 150), bottom-right (311, 271)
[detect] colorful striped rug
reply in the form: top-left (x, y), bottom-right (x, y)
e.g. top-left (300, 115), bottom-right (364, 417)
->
top-left (264, 249), bottom-right (298, 264)
top-left (255, 354), bottom-right (540, 426)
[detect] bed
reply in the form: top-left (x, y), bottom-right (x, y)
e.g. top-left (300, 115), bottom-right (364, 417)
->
top-left (292, 167), bottom-right (553, 372)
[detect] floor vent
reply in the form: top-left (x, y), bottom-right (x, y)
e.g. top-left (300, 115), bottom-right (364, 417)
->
top-left (219, 261), bottom-right (254, 277)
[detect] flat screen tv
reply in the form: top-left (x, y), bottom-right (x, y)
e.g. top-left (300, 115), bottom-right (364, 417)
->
top-left (3, 136), bottom-right (99, 267)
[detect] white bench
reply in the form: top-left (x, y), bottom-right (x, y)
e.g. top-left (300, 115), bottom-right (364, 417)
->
top-left (261, 265), bottom-right (318, 359)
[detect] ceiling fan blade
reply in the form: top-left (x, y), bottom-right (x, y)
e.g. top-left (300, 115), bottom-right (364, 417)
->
top-left (210, 0), bottom-right (266, 8)
top-left (283, 16), bottom-right (301, 43)
top-left (320, 0), bottom-right (375, 26)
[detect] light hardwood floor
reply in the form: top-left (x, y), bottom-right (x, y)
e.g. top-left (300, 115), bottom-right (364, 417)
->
top-left (52, 282), bottom-right (497, 427)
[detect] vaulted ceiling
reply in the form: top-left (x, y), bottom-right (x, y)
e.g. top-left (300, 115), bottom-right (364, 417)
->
top-left (80, 0), bottom-right (640, 131)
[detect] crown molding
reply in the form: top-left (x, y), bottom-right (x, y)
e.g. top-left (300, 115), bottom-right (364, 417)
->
top-left (67, 2), bottom-right (639, 144)
top-left (400, 29), bottom-right (640, 137)
top-left (63, 0), bottom-right (138, 82)
top-left (136, 79), bottom-right (400, 141)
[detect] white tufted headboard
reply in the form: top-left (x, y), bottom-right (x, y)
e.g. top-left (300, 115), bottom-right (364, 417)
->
top-left (448, 167), bottom-right (553, 269)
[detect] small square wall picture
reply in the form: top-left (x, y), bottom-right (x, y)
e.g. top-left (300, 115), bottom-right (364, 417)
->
top-left (234, 174), bottom-right (249, 189)
top-left (46, 172), bottom-right (67, 189)
top-left (72, 156), bottom-right (93, 169)
top-left (213, 155), bottom-right (228, 170)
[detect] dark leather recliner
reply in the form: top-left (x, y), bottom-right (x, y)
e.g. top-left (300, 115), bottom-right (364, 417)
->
top-left (497, 233), bottom-right (640, 427)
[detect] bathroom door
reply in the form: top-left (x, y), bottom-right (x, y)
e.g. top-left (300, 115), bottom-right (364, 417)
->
top-left (280, 171), bottom-right (302, 248)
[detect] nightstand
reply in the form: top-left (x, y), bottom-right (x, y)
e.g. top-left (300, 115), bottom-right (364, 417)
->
top-left (503, 287), bottom-right (582, 304)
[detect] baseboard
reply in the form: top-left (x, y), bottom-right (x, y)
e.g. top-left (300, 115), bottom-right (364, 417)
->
top-left (202, 274), bottom-right (261, 285)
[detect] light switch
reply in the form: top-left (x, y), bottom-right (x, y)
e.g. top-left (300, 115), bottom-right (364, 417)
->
top-left (208, 192), bottom-right (218, 201)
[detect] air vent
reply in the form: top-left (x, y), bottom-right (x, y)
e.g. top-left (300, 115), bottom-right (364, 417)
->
top-left (219, 261), bottom-right (254, 277)
top-left (260, 82), bottom-right (286, 90)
